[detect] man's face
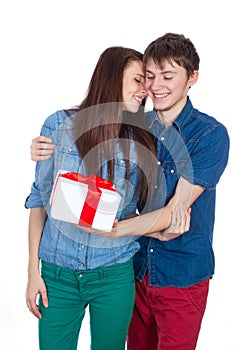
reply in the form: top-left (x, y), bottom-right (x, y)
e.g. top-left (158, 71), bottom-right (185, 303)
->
top-left (145, 58), bottom-right (197, 122)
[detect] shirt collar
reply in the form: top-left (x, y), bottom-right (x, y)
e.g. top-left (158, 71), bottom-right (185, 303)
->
top-left (146, 97), bottom-right (193, 132)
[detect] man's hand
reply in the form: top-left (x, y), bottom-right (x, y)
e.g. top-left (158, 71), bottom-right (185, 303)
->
top-left (31, 136), bottom-right (56, 161)
top-left (154, 203), bottom-right (191, 241)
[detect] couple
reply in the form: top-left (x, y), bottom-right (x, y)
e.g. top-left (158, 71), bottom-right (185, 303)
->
top-left (25, 33), bottom-right (229, 350)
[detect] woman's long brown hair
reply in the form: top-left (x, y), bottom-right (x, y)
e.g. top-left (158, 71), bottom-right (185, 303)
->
top-left (66, 47), bottom-right (157, 204)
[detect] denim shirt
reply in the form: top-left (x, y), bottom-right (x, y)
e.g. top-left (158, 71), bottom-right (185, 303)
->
top-left (134, 97), bottom-right (230, 287)
top-left (25, 110), bottom-right (141, 270)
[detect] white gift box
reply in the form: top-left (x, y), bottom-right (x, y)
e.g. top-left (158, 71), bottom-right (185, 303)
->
top-left (50, 171), bottom-right (121, 232)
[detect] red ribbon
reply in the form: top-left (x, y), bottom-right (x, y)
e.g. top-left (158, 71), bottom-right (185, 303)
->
top-left (60, 172), bottom-right (116, 227)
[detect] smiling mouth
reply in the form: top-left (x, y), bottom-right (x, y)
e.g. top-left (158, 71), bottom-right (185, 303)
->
top-left (153, 93), bottom-right (170, 98)
top-left (134, 96), bottom-right (144, 104)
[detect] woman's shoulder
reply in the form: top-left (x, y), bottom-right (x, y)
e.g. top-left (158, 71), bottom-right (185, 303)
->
top-left (43, 109), bottom-right (73, 129)
top-left (40, 109), bottom-right (79, 134)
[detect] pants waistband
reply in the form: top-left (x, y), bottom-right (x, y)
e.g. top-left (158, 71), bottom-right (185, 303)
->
top-left (41, 259), bottom-right (133, 278)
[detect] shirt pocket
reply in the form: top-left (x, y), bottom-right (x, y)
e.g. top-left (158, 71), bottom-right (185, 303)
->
top-left (158, 160), bottom-right (187, 199)
top-left (55, 144), bottom-right (84, 174)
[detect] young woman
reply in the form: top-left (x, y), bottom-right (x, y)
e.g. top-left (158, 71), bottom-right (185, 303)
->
top-left (25, 46), bottom-right (190, 350)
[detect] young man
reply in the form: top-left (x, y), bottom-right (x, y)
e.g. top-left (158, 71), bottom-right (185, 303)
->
top-left (29, 33), bottom-right (230, 349)
top-left (125, 33), bottom-right (230, 350)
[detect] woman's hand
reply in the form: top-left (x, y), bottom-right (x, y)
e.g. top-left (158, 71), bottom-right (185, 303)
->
top-left (73, 204), bottom-right (191, 240)
top-left (30, 136), bottom-right (56, 161)
top-left (25, 272), bottom-right (48, 319)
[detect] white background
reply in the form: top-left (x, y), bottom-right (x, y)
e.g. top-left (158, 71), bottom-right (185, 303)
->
top-left (0, 0), bottom-right (232, 349)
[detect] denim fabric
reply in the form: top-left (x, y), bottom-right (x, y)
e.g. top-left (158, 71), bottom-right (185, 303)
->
top-left (25, 109), bottom-right (141, 270)
top-left (134, 97), bottom-right (230, 287)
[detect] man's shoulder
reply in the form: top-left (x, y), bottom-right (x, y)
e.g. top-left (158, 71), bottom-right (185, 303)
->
top-left (187, 107), bottom-right (228, 140)
top-left (191, 107), bottom-right (225, 127)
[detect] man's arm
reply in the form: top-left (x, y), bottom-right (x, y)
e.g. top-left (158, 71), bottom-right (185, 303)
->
top-left (111, 177), bottom-right (204, 239)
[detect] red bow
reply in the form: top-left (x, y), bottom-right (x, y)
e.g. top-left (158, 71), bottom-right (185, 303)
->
top-left (60, 172), bottom-right (116, 226)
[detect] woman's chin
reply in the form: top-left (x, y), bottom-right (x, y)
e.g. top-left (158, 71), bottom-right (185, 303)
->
top-left (123, 103), bottom-right (140, 113)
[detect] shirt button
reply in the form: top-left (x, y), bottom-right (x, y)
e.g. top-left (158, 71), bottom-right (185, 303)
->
top-left (78, 273), bottom-right (83, 277)
top-left (150, 248), bottom-right (154, 253)
top-left (160, 136), bottom-right (165, 141)
top-left (170, 169), bottom-right (175, 174)
top-left (81, 245), bottom-right (85, 248)
top-left (157, 161), bottom-right (161, 165)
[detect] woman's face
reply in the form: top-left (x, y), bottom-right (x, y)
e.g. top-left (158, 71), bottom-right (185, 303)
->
top-left (122, 60), bottom-right (147, 112)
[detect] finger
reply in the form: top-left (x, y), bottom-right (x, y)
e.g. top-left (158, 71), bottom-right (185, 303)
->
top-left (174, 203), bottom-right (187, 229)
top-left (112, 219), bottom-right (118, 228)
top-left (31, 136), bottom-right (53, 145)
top-left (177, 205), bottom-right (190, 233)
top-left (169, 205), bottom-right (180, 229)
top-left (31, 153), bottom-right (52, 161)
top-left (31, 155), bottom-right (52, 161)
top-left (31, 146), bottom-right (55, 161)
top-left (41, 290), bottom-right (48, 308)
top-left (37, 149), bottom-right (55, 156)
top-left (169, 209), bottom-right (176, 228)
top-left (31, 150), bottom-right (53, 158)
top-left (184, 208), bottom-right (191, 231)
top-left (26, 298), bottom-right (42, 319)
top-left (31, 304), bottom-right (42, 319)
top-left (31, 306), bottom-right (42, 319)
top-left (177, 202), bottom-right (186, 223)
top-left (166, 204), bottom-right (185, 234)
top-left (31, 144), bottom-right (56, 153)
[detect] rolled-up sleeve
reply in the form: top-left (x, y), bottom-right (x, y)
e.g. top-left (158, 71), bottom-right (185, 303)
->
top-left (25, 170), bottom-right (44, 208)
top-left (24, 111), bottom-right (62, 209)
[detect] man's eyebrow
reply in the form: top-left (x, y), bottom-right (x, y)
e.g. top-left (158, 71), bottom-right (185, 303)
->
top-left (145, 69), bottom-right (176, 74)
top-left (161, 70), bottom-right (176, 74)
top-left (145, 69), bottom-right (154, 74)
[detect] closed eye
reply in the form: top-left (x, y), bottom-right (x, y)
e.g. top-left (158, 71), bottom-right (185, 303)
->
top-left (135, 78), bottom-right (144, 84)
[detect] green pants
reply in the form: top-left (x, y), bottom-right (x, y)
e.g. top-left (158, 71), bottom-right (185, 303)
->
top-left (39, 260), bottom-right (135, 350)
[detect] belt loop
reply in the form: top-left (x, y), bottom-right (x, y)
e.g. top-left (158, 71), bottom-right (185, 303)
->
top-left (99, 268), bottom-right (108, 280)
top-left (98, 269), bottom-right (103, 280)
top-left (54, 266), bottom-right (61, 280)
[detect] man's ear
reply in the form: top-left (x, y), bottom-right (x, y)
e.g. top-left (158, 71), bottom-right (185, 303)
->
top-left (189, 70), bottom-right (199, 88)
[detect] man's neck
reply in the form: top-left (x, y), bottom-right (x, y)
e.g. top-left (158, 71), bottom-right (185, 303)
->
top-left (156, 111), bottom-right (176, 128)
top-left (155, 97), bottom-right (188, 127)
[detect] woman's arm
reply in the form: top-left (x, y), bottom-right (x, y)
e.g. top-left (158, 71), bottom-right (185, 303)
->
top-left (114, 177), bottom-right (204, 238)
top-left (77, 177), bottom-right (203, 240)
top-left (145, 204), bottom-right (191, 241)
top-left (30, 134), bottom-right (204, 242)
top-left (25, 207), bottom-right (48, 319)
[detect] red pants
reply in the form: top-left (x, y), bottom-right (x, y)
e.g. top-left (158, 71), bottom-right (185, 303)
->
top-left (127, 273), bottom-right (209, 350)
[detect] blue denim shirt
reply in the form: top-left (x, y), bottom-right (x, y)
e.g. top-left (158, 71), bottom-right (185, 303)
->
top-left (25, 110), bottom-right (141, 270)
top-left (134, 97), bottom-right (230, 287)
